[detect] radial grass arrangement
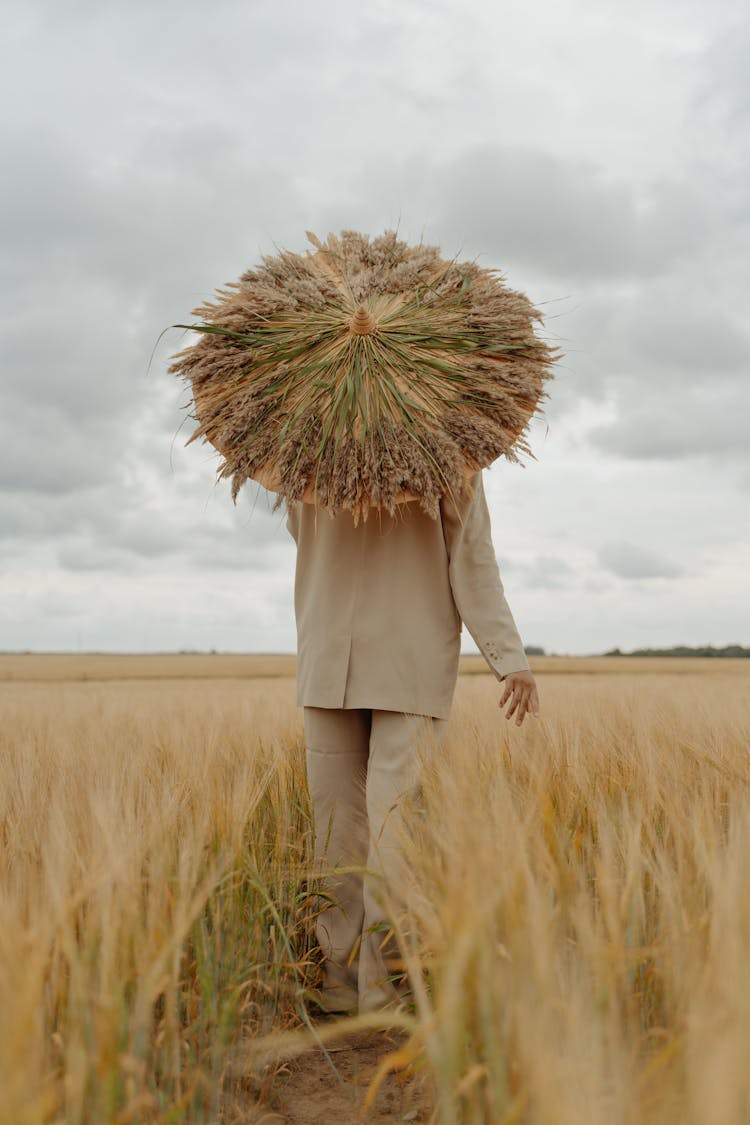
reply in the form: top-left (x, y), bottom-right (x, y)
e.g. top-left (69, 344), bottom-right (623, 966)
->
top-left (169, 229), bottom-right (562, 523)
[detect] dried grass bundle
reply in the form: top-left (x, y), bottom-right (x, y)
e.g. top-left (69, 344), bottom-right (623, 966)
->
top-left (169, 229), bottom-right (562, 523)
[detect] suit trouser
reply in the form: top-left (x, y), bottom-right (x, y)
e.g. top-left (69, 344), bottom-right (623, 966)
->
top-left (303, 707), bottom-right (448, 1014)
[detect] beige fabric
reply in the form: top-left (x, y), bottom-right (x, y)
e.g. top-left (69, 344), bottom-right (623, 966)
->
top-left (286, 470), bottom-right (530, 720)
top-left (304, 706), bottom-right (449, 1014)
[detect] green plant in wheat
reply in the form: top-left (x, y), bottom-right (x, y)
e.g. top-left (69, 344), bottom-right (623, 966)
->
top-left (169, 229), bottom-right (561, 523)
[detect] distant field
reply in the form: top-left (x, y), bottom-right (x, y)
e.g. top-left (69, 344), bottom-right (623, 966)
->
top-left (1, 651), bottom-right (746, 682)
top-left (1, 655), bottom-right (749, 1123)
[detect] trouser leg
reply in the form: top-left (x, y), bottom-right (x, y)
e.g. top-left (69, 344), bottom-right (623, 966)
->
top-left (303, 706), bottom-right (370, 1012)
top-left (359, 709), bottom-right (449, 1013)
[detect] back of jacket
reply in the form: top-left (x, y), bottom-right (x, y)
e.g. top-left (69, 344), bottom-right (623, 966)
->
top-left (285, 471), bottom-right (530, 720)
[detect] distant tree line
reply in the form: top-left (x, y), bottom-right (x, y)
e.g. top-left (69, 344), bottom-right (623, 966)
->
top-left (602, 645), bottom-right (750, 658)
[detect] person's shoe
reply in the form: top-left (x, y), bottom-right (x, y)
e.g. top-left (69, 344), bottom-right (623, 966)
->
top-left (307, 984), bottom-right (359, 1018)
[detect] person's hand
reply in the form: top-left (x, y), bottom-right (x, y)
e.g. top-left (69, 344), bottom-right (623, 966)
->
top-left (499, 670), bottom-right (540, 726)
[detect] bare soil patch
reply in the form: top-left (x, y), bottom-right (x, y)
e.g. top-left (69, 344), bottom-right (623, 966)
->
top-left (233, 1025), bottom-right (432, 1123)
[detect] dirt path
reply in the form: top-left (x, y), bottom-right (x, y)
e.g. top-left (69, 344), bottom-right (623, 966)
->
top-left (231, 1024), bottom-right (433, 1123)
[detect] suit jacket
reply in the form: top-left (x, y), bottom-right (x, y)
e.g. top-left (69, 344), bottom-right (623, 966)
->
top-left (285, 470), bottom-right (530, 720)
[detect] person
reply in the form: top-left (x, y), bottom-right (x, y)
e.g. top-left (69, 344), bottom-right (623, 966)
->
top-left (285, 469), bottom-right (540, 1015)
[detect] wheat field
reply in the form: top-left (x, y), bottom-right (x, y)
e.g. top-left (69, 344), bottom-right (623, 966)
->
top-left (1, 654), bottom-right (748, 1124)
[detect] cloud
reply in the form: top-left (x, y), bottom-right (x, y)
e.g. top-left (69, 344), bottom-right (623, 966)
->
top-left (326, 142), bottom-right (732, 289)
top-left (0, 116), bottom-right (313, 510)
top-left (0, 403), bottom-right (127, 496)
top-left (56, 544), bottom-right (139, 573)
top-left (694, 13), bottom-right (750, 131)
top-left (437, 148), bottom-right (680, 283)
top-left (586, 381), bottom-right (750, 461)
top-left (517, 554), bottom-right (574, 590)
top-left (592, 277), bottom-right (749, 382)
top-left (598, 540), bottom-right (683, 579)
top-left (55, 525), bottom-right (292, 572)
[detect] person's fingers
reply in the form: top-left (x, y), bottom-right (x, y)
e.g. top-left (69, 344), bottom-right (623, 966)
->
top-left (499, 679), bottom-right (541, 725)
top-left (506, 687), bottom-right (525, 722)
top-left (509, 686), bottom-right (536, 725)
top-left (514, 692), bottom-right (530, 726)
top-left (504, 689), bottom-right (520, 719)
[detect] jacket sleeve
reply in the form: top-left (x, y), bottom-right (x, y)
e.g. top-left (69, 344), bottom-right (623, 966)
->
top-left (440, 472), bottom-right (531, 682)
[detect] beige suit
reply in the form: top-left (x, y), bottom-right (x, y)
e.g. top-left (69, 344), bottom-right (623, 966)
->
top-left (285, 470), bottom-right (530, 720)
top-left (286, 470), bottom-right (532, 1013)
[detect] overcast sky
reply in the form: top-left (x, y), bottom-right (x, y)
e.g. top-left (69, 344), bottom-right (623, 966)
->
top-left (1, 0), bottom-right (748, 656)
